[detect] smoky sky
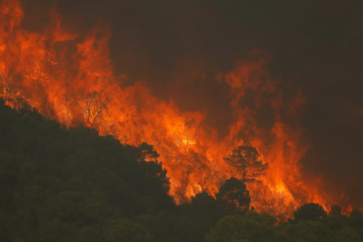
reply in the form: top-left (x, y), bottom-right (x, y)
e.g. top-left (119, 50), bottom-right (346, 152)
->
top-left (20, 0), bottom-right (363, 208)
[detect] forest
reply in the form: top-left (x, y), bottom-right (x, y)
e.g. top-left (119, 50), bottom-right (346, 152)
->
top-left (1, 100), bottom-right (363, 242)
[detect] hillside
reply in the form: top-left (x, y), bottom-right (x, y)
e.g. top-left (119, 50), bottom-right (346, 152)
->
top-left (1, 101), bottom-right (363, 242)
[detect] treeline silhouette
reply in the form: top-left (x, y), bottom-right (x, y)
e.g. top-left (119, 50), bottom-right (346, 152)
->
top-left (0, 100), bottom-right (363, 242)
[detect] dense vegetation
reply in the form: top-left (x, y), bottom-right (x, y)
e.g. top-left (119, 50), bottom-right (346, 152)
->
top-left (0, 100), bottom-right (363, 242)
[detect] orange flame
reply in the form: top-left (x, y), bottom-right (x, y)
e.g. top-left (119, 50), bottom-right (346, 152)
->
top-left (0, 0), bottom-right (343, 219)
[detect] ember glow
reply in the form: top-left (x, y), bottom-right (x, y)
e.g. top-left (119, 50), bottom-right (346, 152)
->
top-left (0, 0), bottom-right (347, 219)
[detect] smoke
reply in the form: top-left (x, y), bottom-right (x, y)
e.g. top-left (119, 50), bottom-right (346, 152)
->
top-left (16, 0), bottom-right (363, 209)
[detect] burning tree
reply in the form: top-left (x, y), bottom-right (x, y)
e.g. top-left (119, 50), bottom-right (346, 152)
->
top-left (0, 72), bottom-right (18, 105)
top-left (74, 90), bottom-right (111, 128)
top-left (172, 125), bottom-right (196, 150)
top-left (60, 94), bottom-right (73, 126)
top-left (224, 146), bottom-right (268, 183)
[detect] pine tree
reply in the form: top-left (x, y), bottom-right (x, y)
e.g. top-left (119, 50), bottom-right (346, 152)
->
top-left (224, 146), bottom-right (268, 183)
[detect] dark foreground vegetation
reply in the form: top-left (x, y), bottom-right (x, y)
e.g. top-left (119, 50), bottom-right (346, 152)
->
top-left (0, 100), bottom-right (363, 242)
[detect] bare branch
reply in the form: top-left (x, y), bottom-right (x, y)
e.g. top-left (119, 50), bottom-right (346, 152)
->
top-left (173, 132), bottom-right (183, 147)
top-left (74, 89), bottom-right (111, 128)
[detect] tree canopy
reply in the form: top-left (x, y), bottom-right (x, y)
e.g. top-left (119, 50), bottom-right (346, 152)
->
top-left (0, 100), bottom-right (363, 242)
top-left (224, 146), bottom-right (268, 183)
top-left (294, 203), bottom-right (328, 222)
top-left (216, 177), bottom-right (251, 215)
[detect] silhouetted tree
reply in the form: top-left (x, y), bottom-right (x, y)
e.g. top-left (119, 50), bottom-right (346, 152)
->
top-left (191, 191), bottom-right (222, 223)
top-left (191, 192), bottom-right (218, 214)
top-left (0, 71), bottom-right (18, 105)
top-left (74, 90), bottom-right (111, 128)
top-left (224, 145), bottom-right (268, 183)
top-left (216, 177), bottom-right (250, 214)
top-left (60, 94), bottom-right (73, 126)
top-left (331, 205), bottom-right (343, 218)
top-left (137, 143), bottom-right (160, 162)
top-left (294, 203), bottom-right (328, 222)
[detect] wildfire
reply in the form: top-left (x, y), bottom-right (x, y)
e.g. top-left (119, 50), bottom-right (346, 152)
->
top-left (0, 0), bottom-right (343, 219)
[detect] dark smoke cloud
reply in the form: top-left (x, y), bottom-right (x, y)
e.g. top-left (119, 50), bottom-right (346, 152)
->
top-left (20, 0), bottom-right (363, 208)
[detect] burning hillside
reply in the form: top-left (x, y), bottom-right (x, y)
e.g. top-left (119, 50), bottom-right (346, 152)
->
top-left (0, 0), bottom-right (346, 219)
